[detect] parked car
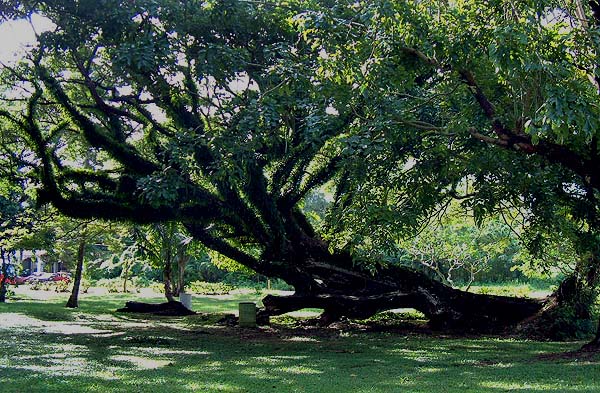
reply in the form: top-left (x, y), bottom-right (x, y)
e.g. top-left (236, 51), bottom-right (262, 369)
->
top-left (51, 272), bottom-right (71, 282)
top-left (25, 272), bottom-right (56, 283)
top-left (13, 276), bottom-right (30, 285)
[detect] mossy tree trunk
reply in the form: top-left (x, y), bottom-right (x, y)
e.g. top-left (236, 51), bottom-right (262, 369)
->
top-left (255, 249), bottom-right (543, 329)
top-left (66, 238), bottom-right (86, 308)
top-left (163, 246), bottom-right (175, 302)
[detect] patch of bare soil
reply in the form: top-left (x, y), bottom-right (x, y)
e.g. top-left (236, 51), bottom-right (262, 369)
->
top-left (536, 346), bottom-right (600, 362)
top-left (195, 314), bottom-right (506, 344)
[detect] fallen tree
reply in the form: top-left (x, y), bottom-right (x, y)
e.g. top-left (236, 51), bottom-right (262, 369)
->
top-left (257, 261), bottom-right (543, 329)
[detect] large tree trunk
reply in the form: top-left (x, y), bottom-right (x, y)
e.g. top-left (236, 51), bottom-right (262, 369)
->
top-left (258, 258), bottom-right (543, 330)
top-left (260, 220), bottom-right (543, 331)
top-left (187, 220), bottom-right (544, 331)
top-left (66, 239), bottom-right (86, 308)
top-left (252, 228), bottom-right (544, 330)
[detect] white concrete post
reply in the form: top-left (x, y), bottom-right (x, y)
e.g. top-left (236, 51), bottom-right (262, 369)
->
top-left (179, 292), bottom-right (193, 311)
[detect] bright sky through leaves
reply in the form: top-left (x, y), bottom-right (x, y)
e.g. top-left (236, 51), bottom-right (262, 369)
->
top-left (0, 14), bottom-right (54, 63)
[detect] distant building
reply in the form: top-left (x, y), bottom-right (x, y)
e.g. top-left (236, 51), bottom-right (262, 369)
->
top-left (15, 250), bottom-right (65, 275)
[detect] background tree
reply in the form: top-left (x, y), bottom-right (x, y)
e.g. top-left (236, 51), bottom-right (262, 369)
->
top-left (0, 192), bottom-right (23, 302)
top-left (397, 211), bottom-right (526, 290)
top-left (0, 116), bottom-right (38, 301)
top-left (58, 219), bottom-right (113, 308)
top-left (134, 222), bottom-right (194, 301)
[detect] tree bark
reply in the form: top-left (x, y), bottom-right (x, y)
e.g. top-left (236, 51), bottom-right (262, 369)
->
top-left (122, 258), bottom-right (130, 293)
top-left (163, 249), bottom-right (175, 302)
top-left (252, 238), bottom-right (544, 330)
top-left (174, 253), bottom-right (190, 297)
top-left (66, 238), bottom-right (86, 308)
top-left (0, 248), bottom-right (7, 303)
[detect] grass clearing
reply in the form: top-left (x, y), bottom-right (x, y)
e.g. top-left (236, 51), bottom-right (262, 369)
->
top-left (0, 289), bottom-right (598, 392)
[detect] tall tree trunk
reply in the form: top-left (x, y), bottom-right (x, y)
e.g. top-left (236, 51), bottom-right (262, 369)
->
top-left (66, 238), bottom-right (86, 308)
top-left (174, 253), bottom-right (190, 296)
top-left (122, 260), bottom-right (129, 293)
top-left (0, 248), bottom-right (7, 303)
top-left (163, 249), bottom-right (175, 302)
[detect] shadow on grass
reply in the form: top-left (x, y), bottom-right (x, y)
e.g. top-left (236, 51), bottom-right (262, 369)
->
top-left (1, 298), bottom-right (599, 393)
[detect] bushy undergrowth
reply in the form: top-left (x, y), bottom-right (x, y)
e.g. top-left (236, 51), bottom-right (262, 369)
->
top-left (185, 281), bottom-right (236, 295)
top-left (78, 279), bottom-right (91, 293)
top-left (474, 284), bottom-right (533, 298)
top-left (2, 287), bottom-right (15, 299)
top-left (149, 281), bottom-right (164, 294)
top-left (27, 279), bottom-right (90, 293)
top-left (96, 278), bottom-right (135, 293)
top-left (361, 310), bottom-right (427, 323)
top-left (53, 280), bottom-right (70, 293)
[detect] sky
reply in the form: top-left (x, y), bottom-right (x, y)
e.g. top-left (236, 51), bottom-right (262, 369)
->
top-left (0, 14), bottom-right (55, 64)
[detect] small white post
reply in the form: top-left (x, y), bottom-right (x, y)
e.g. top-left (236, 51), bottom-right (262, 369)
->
top-left (179, 292), bottom-right (193, 311)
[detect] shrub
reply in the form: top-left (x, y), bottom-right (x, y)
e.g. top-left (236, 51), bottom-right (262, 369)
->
top-left (4, 288), bottom-right (15, 299)
top-left (53, 280), bottom-right (70, 293)
top-left (474, 284), bottom-right (532, 298)
top-left (132, 276), bottom-right (151, 288)
top-left (29, 280), bottom-right (53, 291)
top-left (96, 278), bottom-right (135, 293)
top-left (150, 281), bottom-right (164, 294)
top-left (519, 277), bottom-right (598, 340)
top-left (543, 304), bottom-right (596, 340)
top-left (79, 278), bottom-right (91, 293)
top-left (186, 281), bottom-right (235, 295)
top-left (28, 280), bottom-right (42, 291)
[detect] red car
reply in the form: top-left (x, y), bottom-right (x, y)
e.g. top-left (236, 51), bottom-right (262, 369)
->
top-left (1, 272), bottom-right (72, 285)
top-left (13, 276), bottom-right (29, 285)
top-left (0, 274), bottom-right (17, 285)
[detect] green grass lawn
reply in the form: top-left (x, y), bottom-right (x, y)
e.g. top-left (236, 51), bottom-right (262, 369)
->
top-left (0, 290), bottom-right (598, 393)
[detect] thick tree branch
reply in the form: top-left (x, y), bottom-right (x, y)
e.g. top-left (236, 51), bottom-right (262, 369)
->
top-left (37, 65), bottom-right (158, 175)
top-left (185, 224), bottom-right (263, 273)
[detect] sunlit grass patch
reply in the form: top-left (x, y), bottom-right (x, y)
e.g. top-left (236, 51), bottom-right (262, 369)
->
top-left (0, 293), bottom-right (599, 393)
top-left (109, 355), bottom-right (173, 370)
